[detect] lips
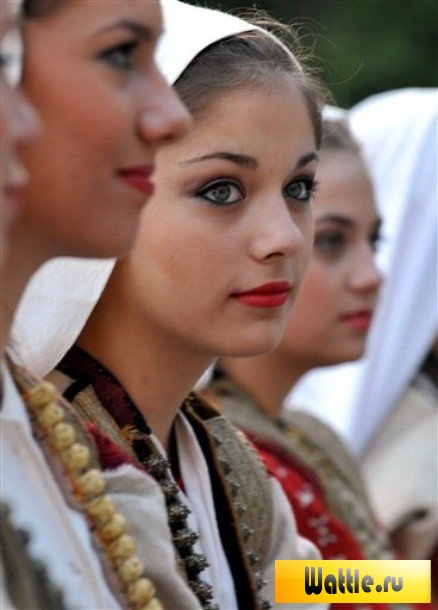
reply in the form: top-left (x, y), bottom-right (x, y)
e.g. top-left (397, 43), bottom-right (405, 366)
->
top-left (232, 281), bottom-right (292, 308)
top-left (118, 166), bottom-right (155, 196)
top-left (341, 310), bottom-right (373, 331)
top-left (3, 183), bottom-right (26, 212)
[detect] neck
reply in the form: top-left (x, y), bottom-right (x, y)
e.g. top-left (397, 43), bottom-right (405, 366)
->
top-left (78, 268), bottom-right (214, 450)
top-left (220, 350), bottom-right (309, 419)
top-left (1, 223), bottom-right (51, 358)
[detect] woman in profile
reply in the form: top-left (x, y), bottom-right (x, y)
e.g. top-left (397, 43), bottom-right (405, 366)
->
top-left (2, 0), bottom-right (188, 607)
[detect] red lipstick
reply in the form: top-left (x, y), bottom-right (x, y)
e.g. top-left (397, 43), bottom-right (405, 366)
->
top-left (341, 310), bottom-right (373, 331)
top-left (232, 281), bottom-right (292, 308)
top-left (3, 183), bottom-right (26, 212)
top-left (118, 166), bottom-right (155, 196)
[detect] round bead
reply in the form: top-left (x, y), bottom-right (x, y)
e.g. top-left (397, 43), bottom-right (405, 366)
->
top-left (37, 403), bottom-right (64, 429)
top-left (50, 422), bottom-right (76, 450)
top-left (118, 556), bottom-right (144, 584)
top-left (86, 495), bottom-right (116, 525)
top-left (62, 443), bottom-right (90, 471)
top-left (109, 534), bottom-right (137, 561)
top-left (127, 578), bottom-right (156, 605)
top-left (140, 599), bottom-right (163, 610)
top-left (99, 513), bottom-right (126, 542)
top-left (27, 382), bottom-right (58, 410)
top-left (76, 469), bottom-right (105, 497)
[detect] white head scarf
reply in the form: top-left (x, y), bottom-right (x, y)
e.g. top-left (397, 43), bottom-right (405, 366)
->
top-left (287, 88), bottom-right (438, 454)
top-left (10, 0), bottom-right (299, 378)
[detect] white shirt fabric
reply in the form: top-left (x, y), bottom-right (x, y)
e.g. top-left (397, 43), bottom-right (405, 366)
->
top-left (104, 412), bottom-right (324, 610)
top-left (0, 364), bottom-right (121, 609)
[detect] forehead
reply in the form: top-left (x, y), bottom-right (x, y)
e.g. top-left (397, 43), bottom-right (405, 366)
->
top-left (317, 150), bottom-right (368, 187)
top-left (37, 0), bottom-right (162, 38)
top-left (315, 151), bottom-right (377, 220)
top-left (181, 79), bottom-right (315, 153)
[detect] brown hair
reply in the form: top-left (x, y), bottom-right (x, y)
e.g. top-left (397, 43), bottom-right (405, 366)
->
top-left (174, 26), bottom-right (325, 147)
top-left (320, 117), bottom-right (360, 154)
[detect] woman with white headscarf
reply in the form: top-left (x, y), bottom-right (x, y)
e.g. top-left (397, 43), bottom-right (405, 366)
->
top-left (203, 116), bottom-right (400, 584)
top-left (1, 0), bottom-right (189, 608)
top-left (289, 88), bottom-right (437, 561)
top-left (11, 2), bottom-right (326, 609)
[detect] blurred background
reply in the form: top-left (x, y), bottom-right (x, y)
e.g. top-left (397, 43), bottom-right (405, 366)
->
top-left (186, 0), bottom-right (437, 107)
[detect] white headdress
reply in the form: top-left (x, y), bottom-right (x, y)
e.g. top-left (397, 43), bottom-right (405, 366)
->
top-left (10, 0), bottom-right (297, 377)
top-left (287, 88), bottom-right (438, 454)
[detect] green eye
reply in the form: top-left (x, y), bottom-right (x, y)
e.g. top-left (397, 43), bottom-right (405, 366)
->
top-left (100, 41), bottom-right (138, 71)
top-left (197, 181), bottom-right (244, 206)
top-left (314, 232), bottom-right (345, 254)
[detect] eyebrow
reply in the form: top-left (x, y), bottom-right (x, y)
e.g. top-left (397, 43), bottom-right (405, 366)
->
top-left (181, 150), bottom-right (318, 171)
top-left (316, 214), bottom-right (383, 231)
top-left (181, 152), bottom-right (258, 170)
top-left (316, 214), bottom-right (354, 228)
top-left (98, 20), bottom-right (159, 42)
top-left (296, 152), bottom-right (318, 168)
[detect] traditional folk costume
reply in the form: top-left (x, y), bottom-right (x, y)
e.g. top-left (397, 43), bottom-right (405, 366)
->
top-left (1, 361), bottom-right (163, 610)
top-left (204, 369), bottom-right (427, 610)
top-left (362, 351), bottom-right (438, 561)
top-left (285, 89), bottom-right (438, 561)
top-left (8, 3), bottom-right (324, 609)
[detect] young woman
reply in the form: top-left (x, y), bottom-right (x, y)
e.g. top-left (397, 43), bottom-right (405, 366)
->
top-left (0, 0), bottom-right (37, 278)
top-left (13, 2), bottom-right (325, 608)
top-left (0, 3), bottom-right (39, 606)
top-left (1, 1), bottom-right (189, 608)
top-left (204, 117), bottom-right (400, 609)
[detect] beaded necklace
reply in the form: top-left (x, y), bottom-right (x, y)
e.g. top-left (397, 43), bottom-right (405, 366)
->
top-left (11, 363), bottom-right (163, 610)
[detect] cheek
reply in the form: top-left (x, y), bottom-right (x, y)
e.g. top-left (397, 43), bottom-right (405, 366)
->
top-left (295, 264), bottom-right (334, 315)
top-left (26, 58), bottom-right (126, 153)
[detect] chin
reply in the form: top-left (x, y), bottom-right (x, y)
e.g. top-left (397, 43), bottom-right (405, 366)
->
top-left (320, 346), bottom-right (366, 367)
top-left (219, 331), bottom-right (284, 359)
top-left (72, 227), bottom-right (138, 259)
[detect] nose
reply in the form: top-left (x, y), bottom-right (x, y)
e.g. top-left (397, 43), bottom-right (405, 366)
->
top-left (7, 83), bottom-right (40, 146)
top-left (249, 198), bottom-right (310, 263)
top-left (16, 87), bottom-right (41, 141)
top-left (348, 245), bottom-right (383, 294)
top-left (137, 67), bottom-right (192, 146)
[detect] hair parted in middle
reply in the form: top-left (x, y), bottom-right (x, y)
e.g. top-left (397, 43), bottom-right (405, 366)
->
top-left (174, 14), bottom-right (326, 147)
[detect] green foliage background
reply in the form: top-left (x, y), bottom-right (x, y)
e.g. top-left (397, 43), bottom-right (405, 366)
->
top-left (186, 0), bottom-right (437, 108)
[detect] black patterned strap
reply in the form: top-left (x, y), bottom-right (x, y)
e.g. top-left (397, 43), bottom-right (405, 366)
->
top-left (0, 502), bottom-right (66, 610)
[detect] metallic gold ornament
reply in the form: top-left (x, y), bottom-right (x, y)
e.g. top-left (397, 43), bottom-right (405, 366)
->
top-left (118, 556), bottom-right (144, 584)
top-left (99, 513), bottom-right (127, 542)
top-left (127, 578), bottom-right (156, 605)
top-left (109, 534), bottom-right (137, 561)
top-left (86, 495), bottom-right (116, 524)
top-left (37, 403), bottom-right (64, 428)
top-left (27, 381), bottom-right (58, 409)
top-left (76, 469), bottom-right (105, 497)
top-left (62, 443), bottom-right (90, 471)
top-left (50, 422), bottom-right (76, 450)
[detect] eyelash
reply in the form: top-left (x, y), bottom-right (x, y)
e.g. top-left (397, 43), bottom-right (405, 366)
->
top-left (195, 177), bottom-right (318, 208)
top-left (369, 230), bottom-right (383, 252)
top-left (99, 40), bottom-right (139, 71)
top-left (196, 179), bottom-right (244, 207)
top-left (284, 177), bottom-right (318, 203)
top-left (314, 229), bottom-right (383, 255)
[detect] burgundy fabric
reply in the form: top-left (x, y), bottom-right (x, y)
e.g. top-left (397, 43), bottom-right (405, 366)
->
top-left (59, 345), bottom-right (148, 432)
top-left (86, 423), bottom-right (141, 472)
